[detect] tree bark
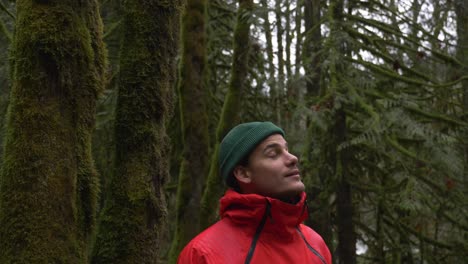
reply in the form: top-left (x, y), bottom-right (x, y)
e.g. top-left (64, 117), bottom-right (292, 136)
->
top-left (294, 0), bottom-right (302, 77)
top-left (259, 0), bottom-right (279, 123)
top-left (168, 0), bottom-right (210, 261)
top-left (304, 0), bottom-right (322, 97)
top-left (455, 0), bottom-right (468, 180)
top-left (335, 109), bottom-right (356, 264)
top-left (302, 0), bottom-right (334, 250)
top-left (285, 0), bottom-right (292, 80)
top-left (329, 1), bottom-right (356, 263)
top-left (275, 0), bottom-right (285, 126)
top-left (91, 1), bottom-right (181, 263)
top-left (0, 0), bottom-right (106, 262)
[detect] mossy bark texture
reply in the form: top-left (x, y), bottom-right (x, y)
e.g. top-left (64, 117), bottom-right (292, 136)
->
top-left (0, 0), bottom-right (106, 263)
top-left (91, 1), bottom-right (181, 263)
top-left (168, 0), bottom-right (210, 262)
top-left (199, 0), bottom-right (254, 230)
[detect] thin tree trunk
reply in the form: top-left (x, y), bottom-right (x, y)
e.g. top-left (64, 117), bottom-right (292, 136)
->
top-left (0, 0), bottom-right (106, 262)
top-left (168, 0), bottom-right (210, 261)
top-left (376, 201), bottom-right (385, 263)
top-left (275, 0), bottom-right (285, 125)
top-left (397, 210), bottom-right (414, 264)
top-left (304, 0), bottom-right (322, 97)
top-left (455, 0), bottom-right (468, 180)
top-left (329, 1), bottom-right (356, 263)
top-left (335, 109), bottom-right (356, 264)
top-left (284, 0), bottom-right (293, 131)
top-left (285, 0), bottom-right (292, 80)
top-left (91, 1), bottom-right (181, 263)
top-left (294, 0), bottom-right (302, 77)
top-left (199, 0), bottom-right (254, 230)
top-left (260, 0), bottom-right (278, 123)
top-left (302, 0), bottom-right (333, 250)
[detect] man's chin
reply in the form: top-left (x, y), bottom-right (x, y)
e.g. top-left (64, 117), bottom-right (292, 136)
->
top-left (276, 186), bottom-right (305, 202)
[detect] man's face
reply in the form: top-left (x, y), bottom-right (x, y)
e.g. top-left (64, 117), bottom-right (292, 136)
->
top-left (238, 134), bottom-right (305, 200)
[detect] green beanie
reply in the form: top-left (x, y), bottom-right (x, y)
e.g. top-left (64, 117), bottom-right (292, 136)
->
top-left (219, 121), bottom-right (285, 184)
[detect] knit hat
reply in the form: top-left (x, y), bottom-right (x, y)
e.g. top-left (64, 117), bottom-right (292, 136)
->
top-left (219, 121), bottom-right (285, 184)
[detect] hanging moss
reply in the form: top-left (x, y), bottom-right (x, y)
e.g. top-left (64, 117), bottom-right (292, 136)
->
top-left (91, 1), bottom-right (182, 263)
top-left (0, 1), bottom-right (106, 263)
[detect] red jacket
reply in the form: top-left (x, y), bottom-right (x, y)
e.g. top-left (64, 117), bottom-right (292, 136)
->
top-left (178, 189), bottom-right (332, 264)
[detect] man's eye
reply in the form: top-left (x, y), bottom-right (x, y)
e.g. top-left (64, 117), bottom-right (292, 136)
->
top-left (267, 150), bottom-right (279, 157)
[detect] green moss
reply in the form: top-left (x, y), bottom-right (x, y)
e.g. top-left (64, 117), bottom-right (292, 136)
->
top-left (91, 1), bottom-right (182, 263)
top-left (199, 0), bottom-right (254, 230)
top-left (167, 0), bottom-right (210, 261)
top-left (0, 1), bottom-right (106, 263)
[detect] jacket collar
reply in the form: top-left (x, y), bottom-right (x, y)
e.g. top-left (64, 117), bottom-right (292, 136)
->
top-left (219, 189), bottom-right (308, 238)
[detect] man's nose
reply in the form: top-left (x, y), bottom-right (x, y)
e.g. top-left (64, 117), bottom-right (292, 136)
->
top-left (285, 152), bottom-right (298, 165)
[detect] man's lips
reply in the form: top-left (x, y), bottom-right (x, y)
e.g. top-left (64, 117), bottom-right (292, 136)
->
top-left (285, 169), bottom-right (300, 177)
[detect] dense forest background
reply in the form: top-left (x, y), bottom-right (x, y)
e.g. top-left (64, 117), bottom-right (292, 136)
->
top-left (0, 0), bottom-right (467, 263)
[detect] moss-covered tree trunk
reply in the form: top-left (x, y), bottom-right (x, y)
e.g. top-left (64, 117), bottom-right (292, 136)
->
top-left (0, 0), bottom-right (106, 262)
top-left (199, 0), bottom-right (254, 230)
top-left (168, 0), bottom-right (210, 261)
top-left (90, 1), bottom-right (181, 263)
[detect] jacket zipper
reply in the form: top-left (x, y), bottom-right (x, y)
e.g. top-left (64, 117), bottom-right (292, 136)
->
top-left (244, 201), bottom-right (271, 264)
top-left (296, 226), bottom-right (327, 264)
top-left (244, 201), bottom-right (327, 264)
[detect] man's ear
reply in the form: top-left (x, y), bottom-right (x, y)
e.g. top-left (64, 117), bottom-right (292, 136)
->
top-left (232, 165), bottom-right (252, 184)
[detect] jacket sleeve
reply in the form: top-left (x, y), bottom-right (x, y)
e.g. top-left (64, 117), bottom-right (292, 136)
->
top-left (177, 242), bottom-right (209, 264)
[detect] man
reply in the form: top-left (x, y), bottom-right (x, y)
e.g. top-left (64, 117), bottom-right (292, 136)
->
top-left (178, 121), bottom-right (332, 264)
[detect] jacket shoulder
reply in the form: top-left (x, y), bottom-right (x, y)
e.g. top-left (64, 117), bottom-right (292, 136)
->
top-left (178, 219), bottom-right (247, 264)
